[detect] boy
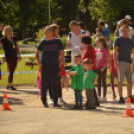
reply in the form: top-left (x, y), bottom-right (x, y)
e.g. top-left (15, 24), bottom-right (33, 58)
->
top-left (67, 53), bottom-right (83, 109)
top-left (83, 58), bottom-right (98, 109)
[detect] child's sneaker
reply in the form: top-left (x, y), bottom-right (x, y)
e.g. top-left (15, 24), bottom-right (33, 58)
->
top-left (78, 104), bottom-right (83, 110)
top-left (113, 94), bottom-right (116, 100)
top-left (100, 97), bottom-right (107, 102)
top-left (59, 99), bottom-right (67, 104)
top-left (49, 99), bottom-right (54, 105)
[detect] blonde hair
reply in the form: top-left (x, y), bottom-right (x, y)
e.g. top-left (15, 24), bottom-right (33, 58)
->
top-left (82, 58), bottom-right (92, 65)
top-left (51, 24), bottom-right (60, 38)
top-left (2, 26), bottom-right (13, 36)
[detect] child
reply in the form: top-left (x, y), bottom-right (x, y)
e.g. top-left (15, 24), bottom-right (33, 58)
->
top-left (95, 37), bottom-right (109, 102)
top-left (109, 52), bottom-right (117, 100)
top-left (83, 58), bottom-right (98, 109)
top-left (81, 35), bottom-right (100, 107)
top-left (67, 53), bottom-right (83, 109)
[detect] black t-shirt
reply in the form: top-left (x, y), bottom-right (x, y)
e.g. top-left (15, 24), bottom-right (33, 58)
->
top-left (37, 38), bottom-right (64, 65)
top-left (0, 37), bottom-right (18, 60)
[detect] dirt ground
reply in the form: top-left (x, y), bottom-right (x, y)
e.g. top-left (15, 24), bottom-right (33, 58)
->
top-left (0, 86), bottom-right (134, 134)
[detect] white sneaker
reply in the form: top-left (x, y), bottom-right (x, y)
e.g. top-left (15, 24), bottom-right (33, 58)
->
top-left (100, 97), bottom-right (107, 102)
top-left (98, 96), bottom-right (101, 101)
top-left (49, 99), bottom-right (54, 105)
top-left (59, 99), bottom-right (67, 104)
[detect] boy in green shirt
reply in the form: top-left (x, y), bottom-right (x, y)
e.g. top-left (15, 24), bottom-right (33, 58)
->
top-left (83, 58), bottom-right (98, 109)
top-left (67, 54), bottom-right (83, 109)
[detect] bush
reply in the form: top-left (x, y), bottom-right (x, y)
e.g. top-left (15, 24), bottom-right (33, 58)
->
top-left (61, 37), bottom-right (68, 48)
top-left (36, 28), bottom-right (44, 43)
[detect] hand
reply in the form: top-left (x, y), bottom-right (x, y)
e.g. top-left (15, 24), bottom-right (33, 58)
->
top-left (67, 42), bottom-right (71, 49)
top-left (38, 62), bottom-right (43, 69)
top-left (93, 82), bottom-right (95, 85)
top-left (100, 67), bottom-right (104, 72)
top-left (130, 65), bottom-right (134, 73)
top-left (79, 47), bottom-right (85, 51)
top-left (18, 56), bottom-right (21, 62)
top-left (114, 63), bottom-right (119, 70)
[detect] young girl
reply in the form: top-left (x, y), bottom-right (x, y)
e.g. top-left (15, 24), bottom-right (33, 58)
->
top-left (109, 52), bottom-right (117, 100)
top-left (95, 37), bottom-right (109, 102)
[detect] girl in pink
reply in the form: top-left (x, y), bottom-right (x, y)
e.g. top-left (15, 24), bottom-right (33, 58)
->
top-left (96, 37), bottom-right (109, 102)
top-left (109, 52), bottom-right (117, 100)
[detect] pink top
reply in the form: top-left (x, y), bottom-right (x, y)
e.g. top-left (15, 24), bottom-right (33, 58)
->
top-left (95, 48), bottom-right (109, 69)
top-left (109, 53), bottom-right (117, 75)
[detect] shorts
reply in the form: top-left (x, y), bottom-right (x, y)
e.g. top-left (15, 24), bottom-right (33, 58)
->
top-left (118, 62), bottom-right (132, 82)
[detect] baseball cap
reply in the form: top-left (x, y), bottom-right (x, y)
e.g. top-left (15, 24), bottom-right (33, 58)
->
top-left (125, 15), bottom-right (132, 19)
top-left (105, 24), bottom-right (108, 28)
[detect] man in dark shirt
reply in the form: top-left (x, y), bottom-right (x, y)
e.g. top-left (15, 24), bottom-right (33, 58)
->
top-left (114, 25), bottom-right (134, 103)
top-left (36, 26), bottom-right (64, 108)
top-left (125, 15), bottom-right (134, 30)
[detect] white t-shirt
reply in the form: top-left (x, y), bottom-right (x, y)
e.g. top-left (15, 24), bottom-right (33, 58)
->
top-left (119, 26), bottom-right (134, 39)
top-left (68, 31), bottom-right (89, 65)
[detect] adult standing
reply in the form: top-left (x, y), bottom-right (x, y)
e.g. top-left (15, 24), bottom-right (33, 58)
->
top-left (114, 25), bottom-right (134, 103)
top-left (98, 20), bottom-right (110, 48)
top-left (0, 26), bottom-right (21, 90)
top-left (68, 20), bottom-right (89, 65)
top-left (125, 15), bottom-right (134, 30)
top-left (119, 19), bottom-right (134, 40)
top-left (36, 26), bottom-right (64, 108)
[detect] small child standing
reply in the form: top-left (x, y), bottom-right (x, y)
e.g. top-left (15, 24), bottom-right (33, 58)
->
top-left (109, 52), bottom-right (117, 100)
top-left (95, 37), bottom-right (109, 102)
top-left (67, 54), bottom-right (83, 109)
top-left (83, 58), bottom-right (98, 109)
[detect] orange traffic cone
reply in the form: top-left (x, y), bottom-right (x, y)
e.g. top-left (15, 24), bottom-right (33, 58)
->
top-left (0, 93), bottom-right (12, 110)
top-left (122, 97), bottom-right (134, 117)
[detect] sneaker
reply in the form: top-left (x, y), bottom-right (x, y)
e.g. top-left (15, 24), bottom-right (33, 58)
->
top-left (73, 99), bottom-right (76, 102)
top-left (53, 103), bottom-right (62, 108)
top-left (43, 103), bottom-right (49, 108)
top-left (98, 96), bottom-right (101, 101)
top-left (78, 104), bottom-right (83, 110)
top-left (95, 101), bottom-right (100, 107)
top-left (113, 94), bottom-right (117, 100)
top-left (100, 97), bottom-right (107, 102)
top-left (59, 99), bottom-right (67, 104)
top-left (7, 86), bottom-right (16, 90)
top-left (49, 99), bottom-right (54, 105)
top-left (119, 97), bottom-right (125, 103)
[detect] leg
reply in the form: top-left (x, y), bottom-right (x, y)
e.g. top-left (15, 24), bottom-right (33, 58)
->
top-left (118, 82), bottom-right (123, 97)
top-left (75, 90), bottom-right (78, 106)
top-left (101, 68), bottom-right (107, 97)
top-left (58, 77), bottom-right (62, 98)
top-left (48, 78), bottom-right (53, 99)
top-left (6, 60), bottom-right (17, 86)
top-left (77, 90), bottom-right (82, 106)
top-left (97, 68), bottom-right (101, 97)
top-left (50, 65), bottom-right (59, 105)
top-left (127, 82), bottom-right (132, 96)
top-left (41, 65), bottom-right (50, 105)
top-left (86, 89), bottom-right (95, 108)
top-left (110, 74), bottom-right (115, 95)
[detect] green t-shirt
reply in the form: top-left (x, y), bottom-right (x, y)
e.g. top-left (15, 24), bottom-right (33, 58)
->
top-left (70, 64), bottom-right (83, 90)
top-left (83, 70), bottom-right (98, 89)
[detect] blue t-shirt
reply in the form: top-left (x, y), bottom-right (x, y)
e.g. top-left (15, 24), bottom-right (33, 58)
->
top-left (102, 28), bottom-right (110, 39)
top-left (37, 38), bottom-right (64, 65)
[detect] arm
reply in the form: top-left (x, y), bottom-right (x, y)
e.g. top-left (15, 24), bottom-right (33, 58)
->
top-left (16, 41), bottom-right (21, 62)
top-left (113, 46), bottom-right (119, 70)
top-left (105, 36), bottom-right (109, 43)
top-left (68, 71), bottom-right (77, 76)
top-left (132, 35), bottom-right (134, 41)
top-left (93, 76), bottom-right (99, 85)
top-left (59, 50), bottom-right (64, 67)
top-left (35, 50), bottom-right (42, 68)
top-left (0, 42), bottom-right (2, 45)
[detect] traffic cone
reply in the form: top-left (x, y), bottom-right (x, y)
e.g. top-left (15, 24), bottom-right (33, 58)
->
top-left (0, 93), bottom-right (12, 110)
top-left (122, 97), bottom-right (134, 117)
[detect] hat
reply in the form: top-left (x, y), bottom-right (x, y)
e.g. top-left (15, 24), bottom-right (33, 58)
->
top-left (125, 15), bottom-right (132, 19)
top-left (117, 21), bottom-right (120, 25)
